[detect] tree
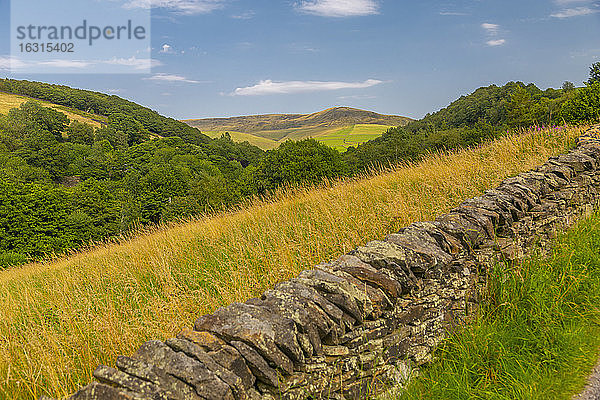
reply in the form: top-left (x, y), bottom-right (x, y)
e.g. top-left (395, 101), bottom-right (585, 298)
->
top-left (562, 81), bottom-right (575, 92)
top-left (589, 62), bottom-right (600, 84)
top-left (507, 86), bottom-right (536, 128)
top-left (256, 139), bottom-right (348, 191)
top-left (67, 121), bottom-right (95, 145)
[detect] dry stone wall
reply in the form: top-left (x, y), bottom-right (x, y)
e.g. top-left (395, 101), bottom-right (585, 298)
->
top-left (57, 127), bottom-right (600, 400)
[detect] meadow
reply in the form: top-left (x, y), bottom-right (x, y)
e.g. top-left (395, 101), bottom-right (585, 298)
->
top-left (203, 124), bottom-right (393, 151)
top-left (0, 126), bottom-right (583, 399)
top-left (0, 92), bottom-right (105, 127)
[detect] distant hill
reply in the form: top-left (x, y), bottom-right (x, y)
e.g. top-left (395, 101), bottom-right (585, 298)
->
top-left (183, 107), bottom-right (412, 150)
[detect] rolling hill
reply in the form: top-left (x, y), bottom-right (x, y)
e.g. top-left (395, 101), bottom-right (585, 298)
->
top-left (0, 91), bottom-right (106, 127)
top-left (183, 107), bottom-right (412, 150)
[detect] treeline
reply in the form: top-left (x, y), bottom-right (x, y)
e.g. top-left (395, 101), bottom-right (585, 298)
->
top-left (344, 78), bottom-right (596, 170)
top-left (2, 66), bottom-right (600, 267)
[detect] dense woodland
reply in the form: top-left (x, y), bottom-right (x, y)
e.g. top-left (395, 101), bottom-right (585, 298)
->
top-left (1, 64), bottom-right (600, 267)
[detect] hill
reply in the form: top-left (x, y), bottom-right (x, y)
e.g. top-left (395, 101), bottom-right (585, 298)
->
top-left (183, 107), bottom-right (412, 150)
top-left (0, 126), bottom-right (582, 399)
top-left (0, 91), bottom-right (106, 127)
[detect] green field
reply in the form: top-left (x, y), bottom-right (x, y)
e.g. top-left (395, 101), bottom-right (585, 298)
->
top-left (317, 124), bottom-right (393, 151)
top-left (203, 130), bottom-right (280, 149)
top-left (0, 92), bottom-right (106, 127)
top-left (204, 123), bottom-right (393, 151)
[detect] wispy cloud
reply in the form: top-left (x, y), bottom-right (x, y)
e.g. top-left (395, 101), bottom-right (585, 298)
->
top-left (439, 11), bottom-right (468, 16)
top-left (232, 79), bottom-right (383, 96)
top-left (0, 55), bottom-right (158, 71)
top-left (554, 0), bottom-right (594, 5)
top-left (487, 39), bottom-right (506, 47)
top-left (123, 0), bottom-right (226, 15)
top-left (551, 6), bottom-right (598, 17)
top-left (295, 0), bottom-right (379, 17)
top-left (231, 10), bottom-right (255, 19)
top-left (481, 22), bottom-right (506, 47)
top-left (144, 73), bottom-right (203, 83)
top-left (481, 23), bottom-right (500, 34)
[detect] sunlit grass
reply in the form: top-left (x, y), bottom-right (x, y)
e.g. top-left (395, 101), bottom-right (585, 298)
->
top-left (0, 92), bottom-right (103, 127)
top-left (0, 126), bottom-right (584, 399)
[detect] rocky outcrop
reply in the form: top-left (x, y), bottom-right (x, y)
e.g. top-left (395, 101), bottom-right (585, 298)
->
top-left (58, 127), bottom-right (600, 400)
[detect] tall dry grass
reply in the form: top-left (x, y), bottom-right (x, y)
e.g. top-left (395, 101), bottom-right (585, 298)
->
top-left (0, 127), bottom-right (584, 399)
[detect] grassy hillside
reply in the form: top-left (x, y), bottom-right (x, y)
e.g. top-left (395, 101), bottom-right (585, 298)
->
top-left (392, 210), bottom-right (600, 400)
top-left (203, 130), bottom-right (280, 150)
top-left (0, 126), bottom-right (583, 399)
top-left (183, 107), bottom-right (410, 150)
top-left (203, 124), bottom-right (395, 151)
top-left (0, 92), bottom-right (106, 127)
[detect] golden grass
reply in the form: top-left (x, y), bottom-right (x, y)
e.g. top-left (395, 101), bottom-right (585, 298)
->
top-left (0, 92), bottom-right (103, 128)
top-left (0, 127), bottom-right (584, 399)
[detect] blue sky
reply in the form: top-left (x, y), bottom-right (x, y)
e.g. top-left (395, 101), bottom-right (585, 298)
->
top-left (1, 0), bottom-right (600, 120)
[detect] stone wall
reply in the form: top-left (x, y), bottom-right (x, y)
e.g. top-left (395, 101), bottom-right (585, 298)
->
top-left (57, 127), bottom-right (600, 400)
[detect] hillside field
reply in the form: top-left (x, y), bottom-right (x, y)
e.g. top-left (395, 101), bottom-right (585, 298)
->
top-left (0, 92), bottom-right (106, 127)
top-left (203, 123), bottom-right (394, 151)
top-left (0, 126), bottom-right (584, 399)
top-left (184, 106), bottom-right (410, 150)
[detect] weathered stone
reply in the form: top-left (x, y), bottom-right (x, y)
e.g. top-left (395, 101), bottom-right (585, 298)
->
top-left (434, 213), bottom-right (487, 248)
top-left (256, 290), bottom-right (324, 354)
top-left (351, 240), bottom-right (420, 285)
top-left (332, 254), bottom-right (404, 299)
top-left (177, 329), bottom-right (227, 353)
top-left (93, 365), bottom-right (166, 399)
top-left (68, 382), bottom-right (146, 400)
top-left (208, 345), bottom-right (256, 390)
top-left (194, 304), bottom-right (295, 375)
top-left (166, 337), bottom-right (249, 400)
top-left (385, 229), bottom-right (453, 269)
top-left (133, 340), bottom-right (234, 400)
top-left (278, 279), bottom-right (347, 333)
top-left (556, 152), bottom-right (596, 172)
top-left (116, 356), bottom-right (200, 400)
top-left (297, 269), bottom-right (371, 323)
top-left (231, 340), bottom-right (279, 387)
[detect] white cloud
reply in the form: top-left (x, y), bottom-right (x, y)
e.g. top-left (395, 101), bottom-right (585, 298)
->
top-left (481, 23), bottom-right (500, 34)
top-left (486, 39), bottom-right (506, 46)
top-left (0, 55), bottom-right (158, 72)
top-left (0, 56), bottom-right (26, 70)
top-left (232, 79), bottom-right (383, 96)
top-left (296, 0), bottom-right (379, 17)
top-left (103, 56), bottom-right (159, 69)
top-left (144, 73), bottom-right (202, 83)
top-left (123, 0), bottom-right (226, 14)
top-left (551, 6), bottom-right (598, 17)
top-left (38, 60), bottom-right (92, 68)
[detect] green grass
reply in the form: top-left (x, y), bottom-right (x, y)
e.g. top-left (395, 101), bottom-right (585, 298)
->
top-left (0, 92), bottom-right (106, 127)
top-left (203, 124), bottom-right (393, 151)
top-left (202, 130), bottom-right (279, 149)
top-left (317, 124), bottom-right (393, 151)
top-left (390, 211), bottom-right (600, 400)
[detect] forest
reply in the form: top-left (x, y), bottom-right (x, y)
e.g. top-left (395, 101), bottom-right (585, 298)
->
top-left (1, 67), bottom-right (599, 267)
